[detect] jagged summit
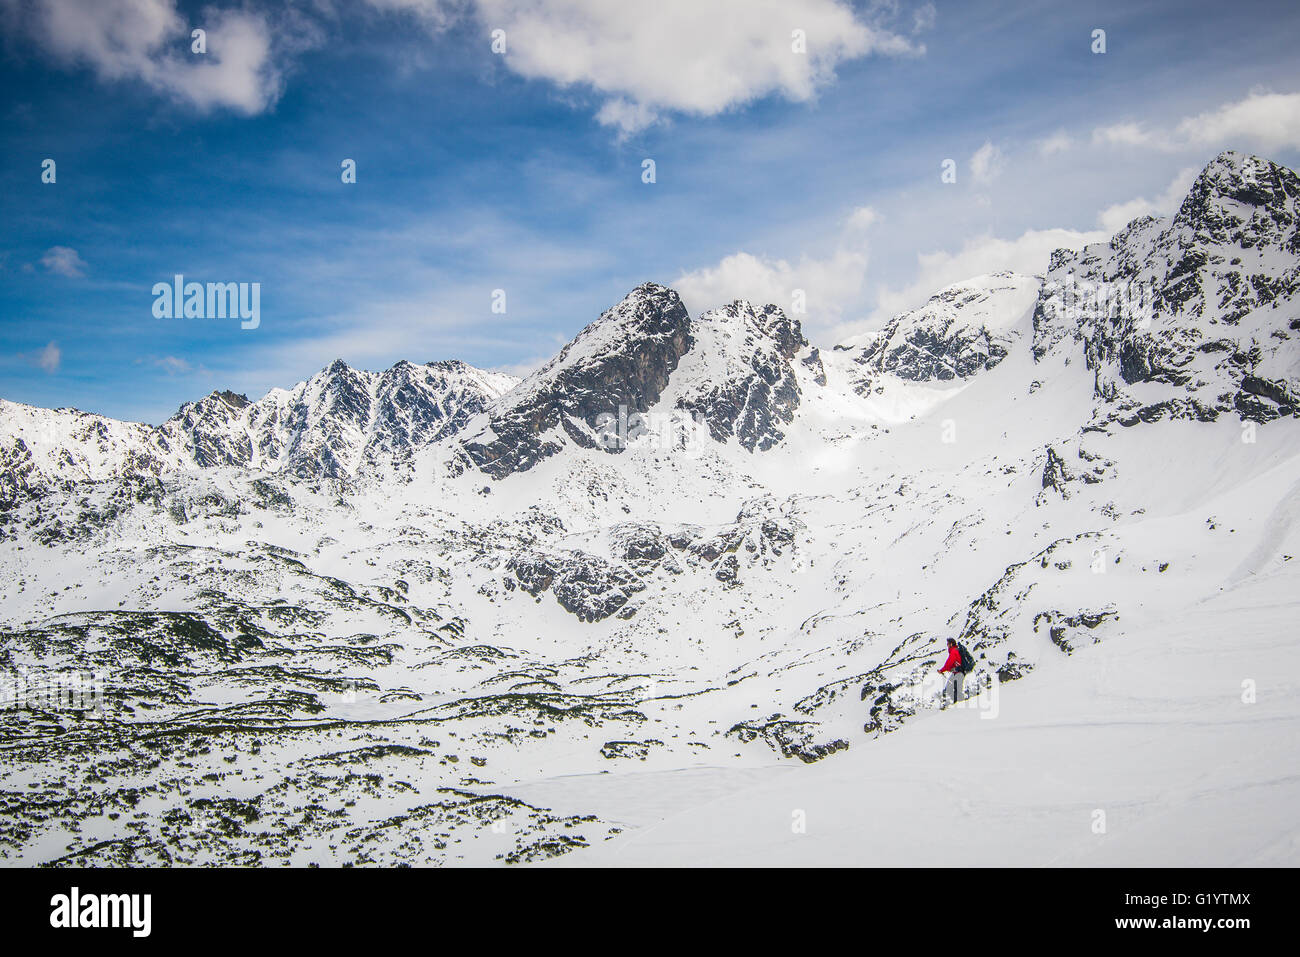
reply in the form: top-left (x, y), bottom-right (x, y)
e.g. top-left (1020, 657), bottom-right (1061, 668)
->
top-left (0, 355), bottom-right (518, 493)
top-left (665, 299), bottom-right (810, 451)
top-left (458, 282), bottom-right (694, 478)
top-left (1173, 150), bottom-right (1300, 248)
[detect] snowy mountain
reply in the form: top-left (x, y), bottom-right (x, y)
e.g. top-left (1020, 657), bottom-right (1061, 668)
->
top-left (0, 357), bottom-right (517, 498)
top-left (1034, 151), bottom-right (1300, 427)
top-left (1, 150), bottom-right (1298, 867)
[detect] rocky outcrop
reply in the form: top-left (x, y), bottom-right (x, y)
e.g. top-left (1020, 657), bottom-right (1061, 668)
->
top-left (1033, 608), bottom-right (1119, 654)
top-left (727, 717), bottom-right (849, 763)
top-left (505, 549), bottom-right (647, 622)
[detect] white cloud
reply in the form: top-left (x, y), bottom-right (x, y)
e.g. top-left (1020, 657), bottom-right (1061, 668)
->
top-left (1096, 197), bottom-right (1155, 234)
top-left (364, 0), bottom-right (464, 31)
top-left (1037, 129), bottom-right (1073, 156)
top-left (1090, 90), bottom-right (1300, 155)
top-left (673, 247), bottom-right (869, 329)
top-left (489, 355), bottom-right (547, 379)
top-left (155, 355), bottom-right (192, 375)
top-left (911, 2), bottom-right (937, 34)
top-left (1096, 166), bottom-right (1198, 233)
top-left (873, 227), bottom-right (1107, 319)
top-left (845, 205), bottom-right (880, 231)
top-left (1091, 121), bottom-right (1157, 149)
top-left (377, 0), bottom-right (923, 133)
top-left (35, 341), bottom-right (61, 374)
top-left (969, 140), bottom-right (1004, 185)
top-left (674, 223), bottom-right (1110, 342)
top-left (40, 245), bottom-right (86, 277)
top-left (1176, 89), bottom-right (1300, 152)
top-left (7, 0), bottom-right (286, 114)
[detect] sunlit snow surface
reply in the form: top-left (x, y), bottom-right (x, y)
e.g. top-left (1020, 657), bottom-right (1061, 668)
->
top-left (1, 152), bottom-right (1298, 866)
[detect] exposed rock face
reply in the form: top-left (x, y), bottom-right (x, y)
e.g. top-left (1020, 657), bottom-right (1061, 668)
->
top-left (609, 523), bottom-right (679, 573)
top-left (233, 358), bottom-right (517, 478)
top-left (460, 283), bottom-right (693, 478)
top-left (498, 503), bottom-right (799, 624)
top-left (1041, 446), bottom-right (1071, 499)
top-left (599, 740), bottom-right (662, 760)
top-left (1032, 608), bottom-right (1119, 654)
top-left (0, 403), bottom-right (179, 504)
top-left (841, 272), bottom-right (1042, 392)
top-left (1033, 150), bottom-right (1300, 427)
top-left (260, 359), bottom-right (374, 478)
top-left (365, 360), bottom-right (513, 464)
top-left (165, 391), bottom-right (254, 468)
top-left (505, 549), bottom-right (647, 623)
top-left (669, 300), bottom-right (809, 451)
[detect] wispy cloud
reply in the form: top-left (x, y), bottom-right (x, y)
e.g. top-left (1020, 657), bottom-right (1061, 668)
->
top-left (872, 227), bottom-right (1107, 321)
top-left (489, 355), bottom-right (546, 380)
top-left (845, 206), bottom-right (881, 232)
top-left (1097, 166), bottom-right (1199, 233)
top-left (39, 245), bottom-right (86, 277)
top-left (1091, 121), bottom-right (1155, 149)
top-left (969, 140), bottom-right (1004, 186)
top-left (34, 341), bottom-right (61, 374)
top-left (1037, 130), bottom-right (1073, 156)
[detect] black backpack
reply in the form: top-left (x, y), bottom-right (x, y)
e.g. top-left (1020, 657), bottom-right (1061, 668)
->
top-left (957, 642), bottom-right (975, 673)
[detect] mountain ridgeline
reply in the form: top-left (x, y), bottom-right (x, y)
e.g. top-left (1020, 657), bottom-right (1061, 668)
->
top-left (2, 150), bottom-right (1298, 500)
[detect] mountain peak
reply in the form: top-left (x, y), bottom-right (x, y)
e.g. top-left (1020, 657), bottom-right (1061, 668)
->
top-left (459, 283), bottom-right (693, 478)
top-left (182, 389), bottom-right (251, 412)
top-left (1174, 150), bottom-right (1300, 238)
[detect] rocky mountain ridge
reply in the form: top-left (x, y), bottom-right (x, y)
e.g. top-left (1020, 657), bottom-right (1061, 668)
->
top-left (4, 151), bottom-right (1297, 499)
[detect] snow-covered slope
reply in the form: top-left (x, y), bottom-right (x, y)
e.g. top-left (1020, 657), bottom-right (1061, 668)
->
top-left (0, 150), bottom-right (1297, 867)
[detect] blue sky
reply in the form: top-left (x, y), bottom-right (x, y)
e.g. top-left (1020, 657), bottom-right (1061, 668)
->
top-left (2, 0), bottom-right (1299, 423)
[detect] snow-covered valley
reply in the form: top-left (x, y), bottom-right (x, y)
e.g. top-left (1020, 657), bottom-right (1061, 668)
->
top-left (1, 150), bottom-right (1298, 866)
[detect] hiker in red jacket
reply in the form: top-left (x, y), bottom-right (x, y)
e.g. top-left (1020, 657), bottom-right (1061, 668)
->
top-left (939, 638), bottom-right (965, 705)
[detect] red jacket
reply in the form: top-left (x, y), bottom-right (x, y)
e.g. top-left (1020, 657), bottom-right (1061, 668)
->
top-left (939, 645), bottom-right (961, 674)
